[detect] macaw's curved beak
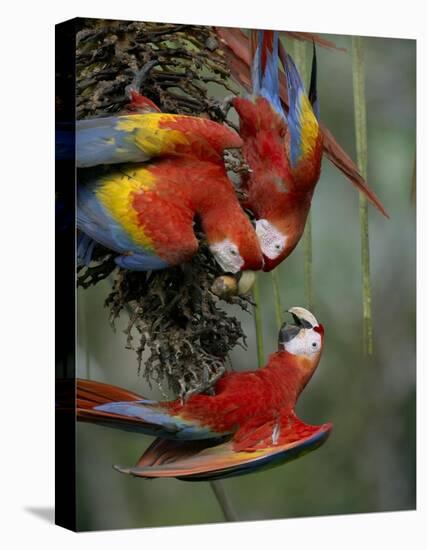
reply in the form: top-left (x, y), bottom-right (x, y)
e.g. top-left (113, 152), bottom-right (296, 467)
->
top-left (262, 251), bottom-right (290, 272)
top-left (288, 306), bottom-right (319, 328)
top-left (278, 306), bottom-right (319, 349)
top-left (242, 256), bottom-right (264, 272)
top-left (261, 255), bottom-right (278, 272)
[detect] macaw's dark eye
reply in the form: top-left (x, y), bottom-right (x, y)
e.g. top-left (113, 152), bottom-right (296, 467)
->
top-left (312, 342), bottom-right (317, 348)
top-left (230, 249), bottom-right (237, 256)
top-left (275, 244), bottom-right (281, 250)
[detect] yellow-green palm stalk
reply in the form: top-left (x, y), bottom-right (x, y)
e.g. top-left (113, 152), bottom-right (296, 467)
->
top-left (293, 39), bottom-right (314, 311)
top-left (352, 36), bottom-right (373, 355)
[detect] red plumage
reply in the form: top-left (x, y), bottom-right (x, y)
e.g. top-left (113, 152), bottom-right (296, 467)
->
top-left (79, 93), bottom-right (264, 271)
top-left (76, 349), bottom-right (318, 440)
top-left (233, 92), bottom-right (321, 271)
top-left (158, 115), bottom-right (243, 163)
top-left (165, 349), bottom-right (319, 437)
top-left (217, 28), bottom-right (387, 272)
top-left (126, 90), bottom-right (162, 114)
top-left (127, 157), bottom-right (263, 269)
top-left (72, 307), bottom-right (331, 479)
top-left (215, 26), bottom-right (388, 218)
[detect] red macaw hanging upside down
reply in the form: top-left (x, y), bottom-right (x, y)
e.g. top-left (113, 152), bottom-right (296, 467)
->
top-left (217, 28), bottom-right (388, 272)
top-left (231, 30), bottom-right (321, 271)
top-left (216, 27), bottom-right (388, 216)
top-left (76, 104), bottom-right (263, 272)
top-left (75, 307), bottom-right (332, 481)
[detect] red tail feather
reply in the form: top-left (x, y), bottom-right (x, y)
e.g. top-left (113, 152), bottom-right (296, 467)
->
top-left (321, 125), bottom-right (389, 217)
top-left (286, 31), bottom-right (347, 52)
top-left (135, 438), bottom-right (219, 469)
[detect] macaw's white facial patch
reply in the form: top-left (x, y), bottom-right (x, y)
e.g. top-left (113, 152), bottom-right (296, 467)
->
top-left (255, 219), bottom-right (287, 260)
top-left (210, 239), bottom-right (244, 274)
top-left (284, 328), bottom-right (322, 357)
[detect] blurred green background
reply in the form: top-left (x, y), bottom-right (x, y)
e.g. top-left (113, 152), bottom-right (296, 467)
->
top-left (76, 32), bottom-right (416, 530)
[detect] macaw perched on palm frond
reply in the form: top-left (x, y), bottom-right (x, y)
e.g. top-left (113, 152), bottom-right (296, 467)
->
top-left (74, 307), bottom-right (332, 481)
top-left (215, 28), bottom-right (388, 271)
top-left (75, 93), bottom-right (263, 272)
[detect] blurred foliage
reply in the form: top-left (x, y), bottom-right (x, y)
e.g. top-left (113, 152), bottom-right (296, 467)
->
top-left (76, 30), bottom-right (415, 530)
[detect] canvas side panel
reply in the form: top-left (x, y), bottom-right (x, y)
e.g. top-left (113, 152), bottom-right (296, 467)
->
top-left (55, 17), bottom-right (77, 532)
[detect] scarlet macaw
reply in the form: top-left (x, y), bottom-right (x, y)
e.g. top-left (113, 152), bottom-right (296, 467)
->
top-left (76, 307), bottom-right (332, 480)
top-left (217, 29), bottom-right (388, 271)
top-left (231, 31), bottom-right (322, 270)
top-left (78, 156), bottom-right (263, 272)
top-left (75, 98), bottom-right (263, 272)
top-left (216, 27), bottom-right (387, 216)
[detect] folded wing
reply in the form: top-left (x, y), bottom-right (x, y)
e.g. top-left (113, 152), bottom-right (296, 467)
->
top-left (281, 49), bottom-right (322, 180)
top-left (77, 379), bottom-right (227, 440)
top-left (76, 113), bottom-right (243, 167)
top-left (77, 169), bottom-right (170, 270)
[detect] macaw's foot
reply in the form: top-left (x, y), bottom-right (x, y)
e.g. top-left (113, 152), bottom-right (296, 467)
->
top-left (125, 61), bottom-right (162, 113)
top-left (126, 60), bottom-right (159, 95)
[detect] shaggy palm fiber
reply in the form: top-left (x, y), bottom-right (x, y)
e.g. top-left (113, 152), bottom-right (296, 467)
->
top-left (76, 19), bottom-right (253, 399)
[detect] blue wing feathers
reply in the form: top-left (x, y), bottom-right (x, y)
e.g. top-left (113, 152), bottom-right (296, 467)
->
top-left (181, 428), bottom-right (330, 481)
top-left (77, 232), bottom-right (96, 266)
top-left (76, 117), bottom-right (149, 168)
top-left (260, 33), bottom-right (285, 117)
top-left (252, 31), bottom-right (286, 120)
top-left (283, 53), bottom-right (305, 168)
top-left (94, 401), bottom-right (223, 440)
top-left (114, 253), bottom-right (168, 271)
top-left (252, 34), bottom-right (319, 170)
top-left (77, 178), bottom-right (169, 271)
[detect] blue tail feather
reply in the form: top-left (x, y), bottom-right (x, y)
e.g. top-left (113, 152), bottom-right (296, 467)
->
top-left (77, 232), bottom-right (97, 266)
top-left (252, 31), bottom-right (286, 120)
top-left (94, 401), bottom-right (225, 440)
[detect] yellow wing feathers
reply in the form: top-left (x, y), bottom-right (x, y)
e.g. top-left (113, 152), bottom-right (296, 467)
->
top-left (299, 95), bottom-right (320, 162)
top-left (116, 114), bottom-right (190, 157)
top-left (96, 167), bottom-right (156, 250)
